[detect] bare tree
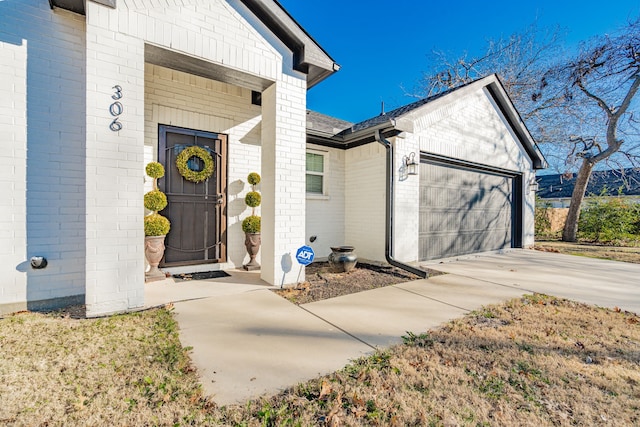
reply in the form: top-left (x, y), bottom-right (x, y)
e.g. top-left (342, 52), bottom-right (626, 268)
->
top-left (417, 23), bottom-right (567, 147)
top-left (548, 19), bottom-right (640, 241)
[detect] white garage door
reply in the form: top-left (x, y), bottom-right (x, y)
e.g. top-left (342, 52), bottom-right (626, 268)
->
top-left (419, 159), bottom-right (518, 261)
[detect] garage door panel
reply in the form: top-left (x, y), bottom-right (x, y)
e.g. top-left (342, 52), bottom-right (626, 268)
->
top-left (419, 161), bottom-right (514, 261)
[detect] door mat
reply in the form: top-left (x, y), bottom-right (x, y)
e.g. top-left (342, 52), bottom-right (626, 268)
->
top-left (173, 271), bottom-right (231, 281)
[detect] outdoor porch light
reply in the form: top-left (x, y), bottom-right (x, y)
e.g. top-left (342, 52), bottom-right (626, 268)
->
top-left (528, 177), bottom-right (539, 192)
top-left (403, 152), bottom-right (418, 176)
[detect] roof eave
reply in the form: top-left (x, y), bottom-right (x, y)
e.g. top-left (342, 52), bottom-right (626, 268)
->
top-left (484, 76), bottom-right (548, 170)
top-left (240, 0), bottom-right (339, 88)
top-left (307, 122), bottom-right (401, 149)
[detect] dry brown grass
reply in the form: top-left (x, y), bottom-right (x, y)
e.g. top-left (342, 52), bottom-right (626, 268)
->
top-left (535, 240), bottom-right (640, 264)
top-left (2, 295), bottom-right (638, 426)
top-left (228, 294), bottom-right (640, 426)
top-left (0, 308), bottom-right (214, 426)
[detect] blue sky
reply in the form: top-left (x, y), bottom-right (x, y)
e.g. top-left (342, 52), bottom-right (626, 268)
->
top-left (279, 0), bottom-right (640, 124)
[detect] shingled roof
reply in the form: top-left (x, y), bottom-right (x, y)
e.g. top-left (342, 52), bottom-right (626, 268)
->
top-left (306, 110), bottom-right (353, 136)
top-left (305, 75), bottom-right (546, 170)
top-left (341, 89), bottom-right (453, 135)
top-left (537, 168), bottom-right (640, 199)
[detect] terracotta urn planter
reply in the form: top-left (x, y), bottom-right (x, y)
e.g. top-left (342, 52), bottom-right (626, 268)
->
top-left (243, 232), bottom-right (261, 271)
top-left (145, 235), bottom-right (166, 282)
top-left (328, 245), bottom-right (357, 273)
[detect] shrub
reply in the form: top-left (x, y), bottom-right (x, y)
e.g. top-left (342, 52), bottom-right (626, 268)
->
top-left (144, 214), bottom-right (171, 236)
top-left (534, 197), bottom-right (553, 237)
top-left (578, 196), bottom-right (640, 242)
top-left (145, 162), bottom-right (165, 179)
top-left (242, 215), bottom-right (261, 233)
top-left (245, 191), bottom-right (261, 208)
top-left (633, 204), bottom-right (640, 235)
top-left (144, 190), bottom-right (168, 212)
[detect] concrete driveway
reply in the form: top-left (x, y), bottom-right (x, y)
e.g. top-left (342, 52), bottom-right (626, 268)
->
top-left (422, 249), bottom-right (640, 314)
top-left (145, 249), bottom-right (640, 405)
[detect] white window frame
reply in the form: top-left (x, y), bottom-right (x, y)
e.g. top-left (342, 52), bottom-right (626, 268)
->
top-left (306, 149), bottom-right (329, 199)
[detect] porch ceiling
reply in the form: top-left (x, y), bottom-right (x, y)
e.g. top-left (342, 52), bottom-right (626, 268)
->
top-left (145, 44), bottom-right (274, 92)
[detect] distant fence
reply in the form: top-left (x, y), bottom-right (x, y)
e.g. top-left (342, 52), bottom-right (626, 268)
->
top-left (547, 208), bottom-right (569, 233)
top-left (536, 207), bottom-right (568, 236)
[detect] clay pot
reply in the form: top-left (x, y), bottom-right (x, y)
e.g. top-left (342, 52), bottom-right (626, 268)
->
top-left (328, 246), bottom-right (357, 273)
top-left (243, 232), bottom-right (261, 271)
top-left (145, 235), bottom-right (166, 282)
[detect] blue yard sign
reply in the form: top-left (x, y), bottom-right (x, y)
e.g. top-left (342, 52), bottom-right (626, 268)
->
top-left (295, 245), bottom-right (315, 266)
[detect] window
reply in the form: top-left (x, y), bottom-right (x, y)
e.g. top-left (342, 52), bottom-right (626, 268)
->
top-left (306, 151), bottom-right (325, 194)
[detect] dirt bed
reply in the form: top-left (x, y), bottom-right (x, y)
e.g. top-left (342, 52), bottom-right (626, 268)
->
top-left (273, 262), bottom-right (444, 304)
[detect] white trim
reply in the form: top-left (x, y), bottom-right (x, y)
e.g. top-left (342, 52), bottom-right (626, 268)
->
top-left (306, 194), bottom-right (330, 201)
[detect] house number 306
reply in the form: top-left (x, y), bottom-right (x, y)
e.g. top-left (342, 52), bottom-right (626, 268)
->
top-left (109, 85), bottom-right (123, 132)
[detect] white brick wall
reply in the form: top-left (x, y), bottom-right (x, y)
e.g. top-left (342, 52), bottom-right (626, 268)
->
top-left (144, 64), bottom-right (262, 270)
top-left (414, 88), bottom-right (532, 172)
top-left (344, 143), bottom-right (387, 262)
top-left (118, 0), bottom-right (282, 82)
top-left (305, 145), bottom-right (346, 258)
top-left (392, 136), bottom-right (421, 262)
top-left (261, 76), bottom-right (308, 287)
top-left (0, 1), bottom-right (86, 314)
top-left (84, 2), bottom-right (146, 316)
top-left (0, 33), bottom-right (27, 310)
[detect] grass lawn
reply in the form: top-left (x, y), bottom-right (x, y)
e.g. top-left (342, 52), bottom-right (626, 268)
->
top-left (2, 293), bottom-right (639, 426)
top-left (535, 240), bottom-right (640, 264)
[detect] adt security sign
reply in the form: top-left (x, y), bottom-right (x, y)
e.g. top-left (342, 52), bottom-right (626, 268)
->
top-left (295, 245), bottom-right (315, 266)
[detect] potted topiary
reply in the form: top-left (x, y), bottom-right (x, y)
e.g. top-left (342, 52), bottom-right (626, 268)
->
top-left (144, 162), bottom-right (171, 282)
top-left (242, 172), bottom-right (261, 271)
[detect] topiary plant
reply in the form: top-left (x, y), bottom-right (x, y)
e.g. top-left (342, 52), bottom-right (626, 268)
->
top-left (243, 172), bottom-right (261, 234)
top-left (144, 162), bottom-right (170, 237)
top-left (242, 172), bottom-right (262, 271)
top-left (144, 213), bottom-right (171, 236)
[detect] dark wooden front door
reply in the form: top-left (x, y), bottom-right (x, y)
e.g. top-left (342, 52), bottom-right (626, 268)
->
top-left (158, 125), bottom-right (227, 267)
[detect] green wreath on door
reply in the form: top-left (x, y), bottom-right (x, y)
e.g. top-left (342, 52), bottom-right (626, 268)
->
top-left (176, 146), bottom-right (214, 183)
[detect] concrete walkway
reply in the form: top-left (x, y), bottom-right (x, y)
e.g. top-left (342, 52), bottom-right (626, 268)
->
top-left (144, 250), bottom-right (640, 405)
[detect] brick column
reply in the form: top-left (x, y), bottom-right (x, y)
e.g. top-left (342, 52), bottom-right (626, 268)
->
top-left (260, 76), bottom-right (307, 286)
top-left (84, 3), bottom-right (145, 316)
top-left (0, 38), bottom-right (27, 311)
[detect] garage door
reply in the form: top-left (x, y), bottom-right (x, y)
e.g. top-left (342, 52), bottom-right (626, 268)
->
top-left (419, 159), bottom-right (519, 261)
